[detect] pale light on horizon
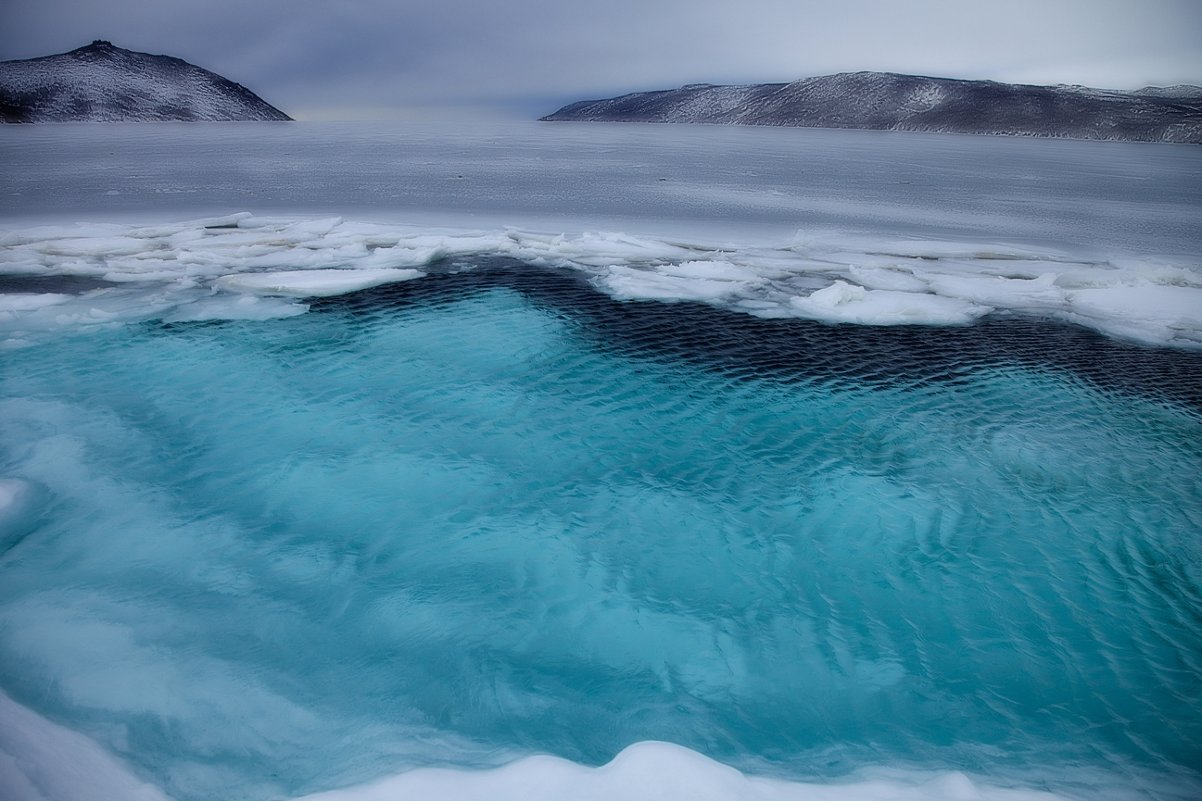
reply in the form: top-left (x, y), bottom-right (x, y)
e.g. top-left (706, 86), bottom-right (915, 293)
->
top-left (2, 0), bottom-right (1199, 120)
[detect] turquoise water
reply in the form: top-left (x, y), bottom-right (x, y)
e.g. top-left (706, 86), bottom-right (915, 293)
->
top-left (1, 265), bottom-right (1201, 800)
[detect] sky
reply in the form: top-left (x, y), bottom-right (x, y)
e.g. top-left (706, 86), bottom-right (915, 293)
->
top-left (1, 0), bottom-right (1200, 120)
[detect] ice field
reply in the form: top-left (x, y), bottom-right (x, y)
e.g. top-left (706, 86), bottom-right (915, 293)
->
top-left (1, 121), bottom-right (1201, 801)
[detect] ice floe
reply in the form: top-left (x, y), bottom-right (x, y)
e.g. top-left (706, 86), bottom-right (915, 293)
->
top-left (214, 268), bottom-right (424, 297)
top-left (0, 214), bottom-right (1199, 348)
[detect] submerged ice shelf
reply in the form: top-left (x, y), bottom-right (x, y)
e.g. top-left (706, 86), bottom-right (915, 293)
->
top-left (2, 213), bottom-right (1201, 349)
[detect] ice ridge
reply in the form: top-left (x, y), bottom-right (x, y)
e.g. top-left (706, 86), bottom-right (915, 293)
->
top-left (1, 214), bottom-right (1200, 349)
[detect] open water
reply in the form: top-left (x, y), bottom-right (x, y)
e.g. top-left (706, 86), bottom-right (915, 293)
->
top-left (0, 121), bottom-right (1200, 801)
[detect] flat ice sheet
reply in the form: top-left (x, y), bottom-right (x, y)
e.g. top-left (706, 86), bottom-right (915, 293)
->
top-left (2, 121), bottom-right (1199, 256)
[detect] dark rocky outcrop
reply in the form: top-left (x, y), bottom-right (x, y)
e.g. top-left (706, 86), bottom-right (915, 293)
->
top-left (542, 72), bottom-right (1202, 143)
top-left (0, 40), bottom-right (291, 122)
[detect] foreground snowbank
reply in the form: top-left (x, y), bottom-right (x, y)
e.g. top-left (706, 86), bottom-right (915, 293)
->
top-left (296, 741), bottom-right (1070, 801)
top-left (1, 690), bottom-right (1071, 801)
top-left (0, 691), bottom-right (168, 801)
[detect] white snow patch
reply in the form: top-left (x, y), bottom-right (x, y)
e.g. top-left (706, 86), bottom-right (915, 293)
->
top-left (161, 295), bottom-right (309, 323)
top-left (214, 268), bottom-right (424, 298)
top-left (0, 692), bottom-right (1081, 801)
top-left (924, 273), bottom-right (1066, 312)
top-left (0, 691), bottom-right (171, 801)
top-left (293, 741), bottom-right (1071, 801)
top-left (601, 260), bottom-right (760, 302)
top-left (788, 281), bottom-right (989, 325)
top-left (0, 294), bottom-right (72, 314)
top-left (1067, 284), bottom-right (1202, 345)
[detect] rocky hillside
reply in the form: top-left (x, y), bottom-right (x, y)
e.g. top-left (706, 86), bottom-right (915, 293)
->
top-left (0, 40), bottom-right (290, 122)
top-left (542, 72), bottom-right (1202, 143)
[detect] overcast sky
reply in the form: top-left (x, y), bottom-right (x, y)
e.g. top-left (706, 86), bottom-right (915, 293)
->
top-left (2, 0), bottom-right (1200, 119)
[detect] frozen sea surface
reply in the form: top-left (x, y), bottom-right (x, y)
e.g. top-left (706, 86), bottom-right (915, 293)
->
top-left (0, 122), bottom-right (1200, 801)
top-left (2, 122), bottom-right (1200, 349)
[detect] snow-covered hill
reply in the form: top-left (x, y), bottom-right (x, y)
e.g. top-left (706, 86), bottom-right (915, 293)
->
top-left (0, 40), bottom-right (291, 122)
top-left (542, 72), bottom-right (1202, 144)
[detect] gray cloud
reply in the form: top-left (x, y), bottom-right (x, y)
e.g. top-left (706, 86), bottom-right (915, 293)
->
top-left (2, 0), bottom-right (1200, 119)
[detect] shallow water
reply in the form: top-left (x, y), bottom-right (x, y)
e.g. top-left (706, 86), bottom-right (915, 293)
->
top-left (2, 262), bottom-right (1201, 800)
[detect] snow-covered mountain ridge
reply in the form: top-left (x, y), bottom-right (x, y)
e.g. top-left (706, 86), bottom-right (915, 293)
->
top-left (542, 72), bottom-right (1202, 143)
top-left (0, 40), bottom-right (290, 122)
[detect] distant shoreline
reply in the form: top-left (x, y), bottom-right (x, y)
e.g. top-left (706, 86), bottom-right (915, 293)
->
top-left (541, 71), bottom-right (1202, 144)
top-left (0, 40), bottom-right (290, 123)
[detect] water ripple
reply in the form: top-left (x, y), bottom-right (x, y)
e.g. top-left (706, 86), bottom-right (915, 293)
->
top-left (0, 262), bottom-right (1199, 800)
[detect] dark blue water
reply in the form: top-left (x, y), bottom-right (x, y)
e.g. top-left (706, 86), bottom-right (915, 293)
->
top-left (1, 263), bottom-right (1200, 800)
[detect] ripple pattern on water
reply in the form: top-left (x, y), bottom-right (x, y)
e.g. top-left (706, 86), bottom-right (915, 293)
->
top-left (0, 262), bottom-right (1200, 801)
